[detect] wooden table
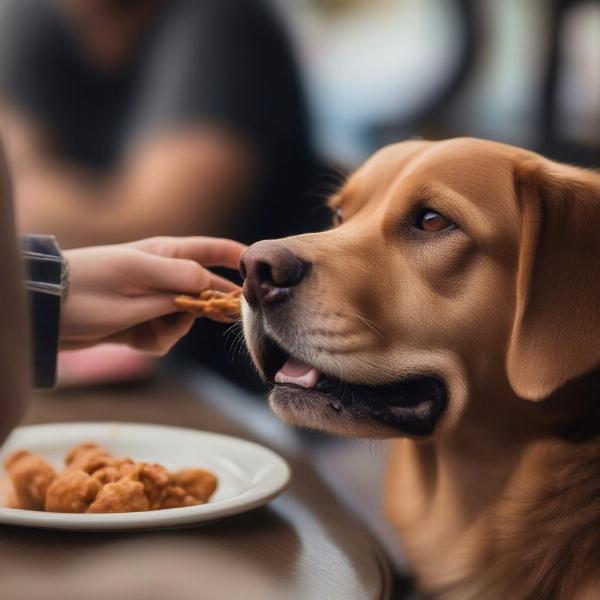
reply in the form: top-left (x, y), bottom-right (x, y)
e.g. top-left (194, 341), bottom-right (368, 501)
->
top-left (0, 372), bottom-right (395, 600)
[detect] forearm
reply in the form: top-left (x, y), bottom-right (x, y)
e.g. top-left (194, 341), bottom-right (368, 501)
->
top-left (14, 164), bottom-right (214, 248)
top-left (11, 131), bottom-right (254, 249)
top-left (13, 163), bottom-right (108, 247)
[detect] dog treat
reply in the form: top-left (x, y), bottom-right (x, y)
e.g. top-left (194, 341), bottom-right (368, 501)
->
top-left (3, 443), bottom-right (218, 514)
top-left (174, 289), bottom-right (242, 322)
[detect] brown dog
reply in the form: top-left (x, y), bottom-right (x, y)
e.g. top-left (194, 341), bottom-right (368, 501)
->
top-left (240, 138), bottom-right (600, 599)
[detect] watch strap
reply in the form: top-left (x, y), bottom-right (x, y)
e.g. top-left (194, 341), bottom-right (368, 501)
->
top-left (20, 235), bottom-right (65, 388)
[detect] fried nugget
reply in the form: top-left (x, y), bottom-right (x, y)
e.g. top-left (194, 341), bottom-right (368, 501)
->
top-left (65, 443), bottom-right (134, 475)
top-left (91, 465), bottom-right (122, 485)
top-left (116, 462), bottom-right (170, 509)
top-left (174, 289), bottom-right (242, 322)
top-left (172, 468), bottom-right (218, 503)
top-left (45, 470), bottom-right (102, 513)
top-left (65, 443), bottom-right (111, 471)
top-left (157, 469), bottom-right (217, 509)
top-left (64, 442), bottom-right (104, 465)
top-left (87, 476), bottom-right (149, 513)
top-left (137, 463), bottom-right (171, 509)
top-left (159, 485), bottom-right (199, 509)
top-left (5, 442), bottom-right (219, 514)
top-left (3, 450), bottom-right (57, 510)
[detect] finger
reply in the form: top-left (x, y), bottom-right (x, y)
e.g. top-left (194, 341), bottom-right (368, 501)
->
top-left (138, 254), bottom-right (242, 295)
top-left (134, 254), bottom-right (211, 294)
top-left (173, 237), bottom-right (246, 269)
top-left (130, 313), bottom-right (196, 355)
top-left (203, 272), bottom-right (241, 293)
top-left (105, 289), bottom-right (238, 331)
top-left (61, 294), bottom-right (197, 350)
top-left (133, 237), bottom-right (246, 269)
top-left (111, 294), bottom-right (188, 327)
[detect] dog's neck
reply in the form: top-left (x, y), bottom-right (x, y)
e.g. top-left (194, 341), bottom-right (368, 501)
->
top-left (387, 374), bottom-right (600, 598)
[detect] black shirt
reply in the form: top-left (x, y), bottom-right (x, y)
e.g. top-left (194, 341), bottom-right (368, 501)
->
top-left (0, 0), bottom-right (328, 242)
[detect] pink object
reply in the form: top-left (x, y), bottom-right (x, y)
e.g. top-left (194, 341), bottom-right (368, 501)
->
top-left (57, 345), bottom-right (156, 387)
top-left (275, 357), bottom-right (319, 388)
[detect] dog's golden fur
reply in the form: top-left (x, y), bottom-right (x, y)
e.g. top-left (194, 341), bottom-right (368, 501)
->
top-left (242, 138), bottom-right (600, 598)
top-left (386, 401), bottom-right (600, 599)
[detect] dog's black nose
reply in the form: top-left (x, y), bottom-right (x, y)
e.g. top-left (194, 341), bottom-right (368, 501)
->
top-left (240, 241), bottom-right (310, 306)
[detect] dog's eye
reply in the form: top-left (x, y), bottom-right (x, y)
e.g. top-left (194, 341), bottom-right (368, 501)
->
top-left (415, 209), bottom-right (455, 233)
top-left (333, 206), bottom-right (344, 226)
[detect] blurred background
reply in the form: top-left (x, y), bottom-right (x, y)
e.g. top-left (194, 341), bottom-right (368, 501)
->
top-left (0, 0), bottom-right (597, 593)
top-left (277, 0), bottom-right (600, 167)
top-left (0, 0), bottom-right (597, 389)
top-left (281, 0), bottom-right (600, 166)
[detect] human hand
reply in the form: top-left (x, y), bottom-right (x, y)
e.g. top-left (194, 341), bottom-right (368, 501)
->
top-left (60, 236), bottom-right (245, 354)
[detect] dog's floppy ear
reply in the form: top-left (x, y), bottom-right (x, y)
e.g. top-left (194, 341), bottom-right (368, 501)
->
top-left (507, 157), bottom-right (600, 401)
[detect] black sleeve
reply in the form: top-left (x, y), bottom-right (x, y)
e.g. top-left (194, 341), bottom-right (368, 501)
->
top-left (126, 0), bottom-right (310, 161)
top-left (21, 235), bottom-right (64, 389)
top-left (0, 0), bottom-right (74, 128)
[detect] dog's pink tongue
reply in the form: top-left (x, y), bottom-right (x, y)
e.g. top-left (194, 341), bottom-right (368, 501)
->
top-left (275, 357), bottom-right (319, 388)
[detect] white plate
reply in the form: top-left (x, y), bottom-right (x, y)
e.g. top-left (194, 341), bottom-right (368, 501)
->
top-left (0, 422), bottom-right (290, 531)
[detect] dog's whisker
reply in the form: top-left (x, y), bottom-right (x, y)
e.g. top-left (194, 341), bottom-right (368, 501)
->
top-left (295, 305), bottom-right (387, 342)
top-left (231, 330), bottom-right (247, 361)
top-left (223, 321), bottom-right (242, 338)
top-left (339, 310), bottom-right (387, 340)
top-left (223, 321), bottom-right (244, 364)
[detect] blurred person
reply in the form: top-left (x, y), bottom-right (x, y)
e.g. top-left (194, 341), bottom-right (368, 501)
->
top-left (0, 0), bottom-right (324, 249)
top-left (0, 0), bottom-right (329, 388)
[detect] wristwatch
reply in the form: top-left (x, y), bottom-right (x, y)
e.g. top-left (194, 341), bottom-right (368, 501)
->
top-left (21, 235), bottom-right (69, 388)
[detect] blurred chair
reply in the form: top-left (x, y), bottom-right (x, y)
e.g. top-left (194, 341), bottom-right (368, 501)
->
top-left (540, 0), bottom-right (600, 166)
top-left (372, 0), bottom-right (599, 165)
top-left (372, 0), bottom-right (480, 146)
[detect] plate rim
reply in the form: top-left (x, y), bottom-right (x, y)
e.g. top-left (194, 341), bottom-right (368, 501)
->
top-left (0, 422), bottom-right (291, 531)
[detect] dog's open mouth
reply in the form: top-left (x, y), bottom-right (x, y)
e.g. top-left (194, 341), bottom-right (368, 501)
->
top-left (258, 334), bottom-right (448, 437)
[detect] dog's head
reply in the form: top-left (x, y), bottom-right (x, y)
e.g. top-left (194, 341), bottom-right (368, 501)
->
top-left (241, 138), bottom-right (600, 438)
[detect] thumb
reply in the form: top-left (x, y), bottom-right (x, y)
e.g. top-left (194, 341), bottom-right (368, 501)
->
top-left (138, 254), bottom-right (212, 294)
